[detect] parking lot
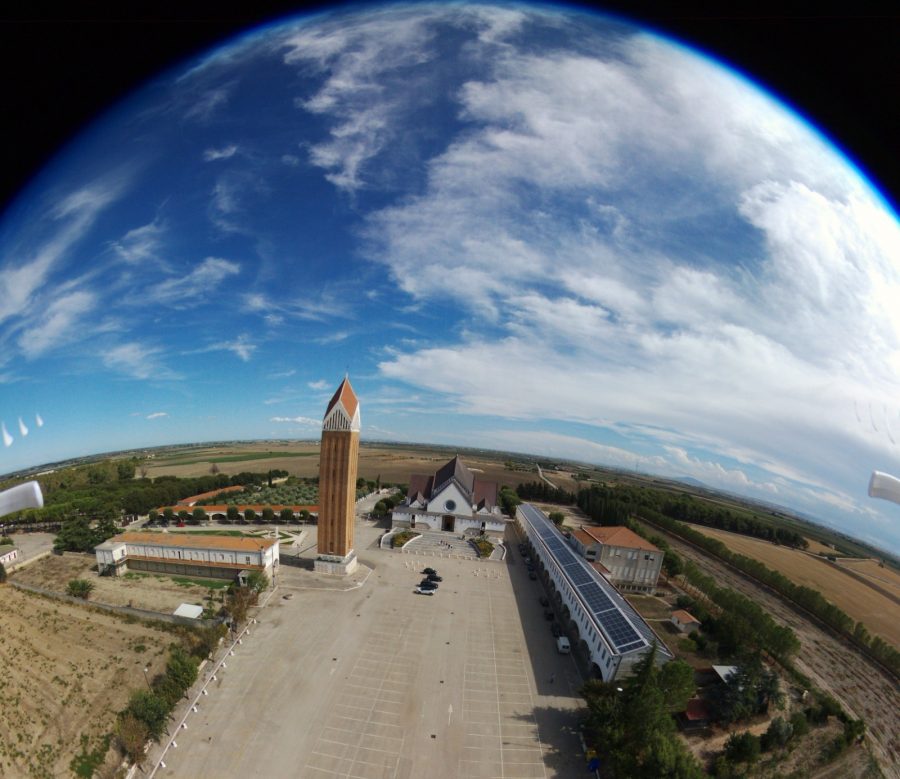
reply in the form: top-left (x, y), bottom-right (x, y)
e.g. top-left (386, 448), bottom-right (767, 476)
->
top-left (155, 525), bottom-right (585, 778)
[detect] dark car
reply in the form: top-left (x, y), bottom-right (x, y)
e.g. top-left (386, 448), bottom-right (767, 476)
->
top-left (529, 572), bottom-right (537, 580)
top-left (419, 580), bottom-right (438, 590)
top-left (422, 567), bottom-right (437, 575)
top-left (551, 622), bottom-right (563, 637)
top-left (539, 596), bottom-right (549, 607)
top-left (414, 587), bottom-right (435, 596)
top-left (544, 610), bottom-right (554, 620)
top-left (426, 573), bottom-right (443, 582)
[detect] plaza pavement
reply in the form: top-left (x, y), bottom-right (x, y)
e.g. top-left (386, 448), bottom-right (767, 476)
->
top-left (149, 519), bottom-right (586, 778)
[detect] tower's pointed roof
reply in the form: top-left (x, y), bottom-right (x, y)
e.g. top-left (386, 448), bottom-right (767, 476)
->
top-left (325, 377), bottom-right (359, 418)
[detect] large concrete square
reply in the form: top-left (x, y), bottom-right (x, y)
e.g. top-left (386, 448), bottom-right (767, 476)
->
top-left (153, 525), bottom-right (585, 778)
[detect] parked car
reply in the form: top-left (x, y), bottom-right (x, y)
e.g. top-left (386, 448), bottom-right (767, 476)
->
top-left (539, 596), bottom-right (549, 607)
top-left (414, 587), bottom-right (435, 596)
top-left (422, 567), bottom-right (437, 575)
top-left (543, 610), bottom-right (554, 621)
top-left (556, 636), bottom-right (571, 654)
top-left (419, 580), bottom-right (438, 590)
top-left (426, 573), bottom-right (443, 582)
top-left (551, 622), bottom-right (563, 637)
top-left (529, 572), bottom-right (537, 580)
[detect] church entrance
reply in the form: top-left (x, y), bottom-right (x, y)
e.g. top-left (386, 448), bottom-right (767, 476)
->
top-left (442, 515), bottom-right (455, 532)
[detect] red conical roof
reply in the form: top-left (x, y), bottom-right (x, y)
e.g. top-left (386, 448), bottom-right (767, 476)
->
top-left (325, 377), bottom-right (358, 418)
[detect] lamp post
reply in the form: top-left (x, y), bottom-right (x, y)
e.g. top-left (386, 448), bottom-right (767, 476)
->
top-left (142, 666), bottom-right (152, 692)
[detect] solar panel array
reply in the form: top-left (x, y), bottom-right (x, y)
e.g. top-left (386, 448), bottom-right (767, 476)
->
top-left (519, 503), bottom-right (662, 655)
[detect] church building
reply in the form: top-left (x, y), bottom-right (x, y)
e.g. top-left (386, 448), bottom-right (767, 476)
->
top-left (314, 377), bottom-right (360, 575)
top-left (391, 455), bottom-right (507, 538)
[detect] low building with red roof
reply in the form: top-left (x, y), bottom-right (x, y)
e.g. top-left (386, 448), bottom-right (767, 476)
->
top-left (671, 609), bottom-right (701, 633)
top-left (95, 531), bottom-right (279, 584)
top-left (568, 524), bottom-right (663, 593)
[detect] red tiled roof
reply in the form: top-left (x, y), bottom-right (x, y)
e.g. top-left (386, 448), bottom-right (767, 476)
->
top-left (579, 525), bottom-right (660, 553)
top-left (684, 698), bottom-right (710, 721)
top-left (112, 532), bottom-right (278, 552)
top-left (326, 377), bottom-right (358, 417)
top-left (672, 609), bottom-right (700, 624)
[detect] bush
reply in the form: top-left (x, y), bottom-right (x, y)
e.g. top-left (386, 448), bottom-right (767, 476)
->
top-left (391, 531), bottom-right (418, 548)
top-left (471, 536), bottom-right (494, 558)
top-left (724, 731), bottom-right (760, 764)
top-left (790, 711), bottom-right (810, 737)
top-left (760, 716), bottom-right (793, 751)
top-left (67, 579), bottom-right (94, 599)
top-left (548, 511), bottom-right (564, 526)
top-left (125, 690), bottom-right (169, 741)
top-left (0, 562), bottom-right (6, 584)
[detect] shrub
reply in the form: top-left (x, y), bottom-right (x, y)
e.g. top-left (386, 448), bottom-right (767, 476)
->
top-left (0, 562), bottom-right (6, 584)
top-left (724, 731), bottom-right (760, 764)
top-left (760, 716), bottom-right (793, 751)
top-left (125, 690), bottom-right (169, 741)
top-left (789, 711), bottom-right (809, 737)
top-left (67, 579), bottom-right (94, 599)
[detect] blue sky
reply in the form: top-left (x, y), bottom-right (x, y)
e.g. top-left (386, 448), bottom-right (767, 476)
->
top-left (1, 3), bottom-right (899, 553)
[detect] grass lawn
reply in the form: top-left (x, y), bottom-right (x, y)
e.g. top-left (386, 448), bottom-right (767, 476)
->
top-left (471, 537), bottom-right (494, 558)
top-left (171, 576), bottom-right (232, 589)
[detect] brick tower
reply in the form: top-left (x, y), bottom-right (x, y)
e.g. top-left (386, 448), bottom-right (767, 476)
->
top-left (314, 377), bottom-right (360, 575)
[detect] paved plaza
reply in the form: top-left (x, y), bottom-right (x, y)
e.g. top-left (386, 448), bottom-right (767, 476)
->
top-left (152, 522), bottom-right (585, 778)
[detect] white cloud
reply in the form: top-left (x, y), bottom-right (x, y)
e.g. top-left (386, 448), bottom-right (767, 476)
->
top-left (110, 220), bottom-right (165, 265)
top-left (203, 144), bottom-right (239, 161)
top-left (146, 412), bottom-right (168, 420)
top-left (241, 290), bottom-right (348, 322)
top-left (270, 415), bottom-right (319, 427)
top-left (147, 257), bottom-right (240, 303)
top-left (18, 290), bottom-right (96, 357)
top-left (212, 335), bottom-right (256, 362)
top-left (308, 379), bottom-right (330, 390)
top-left (102, 342), bottom-right (178, 380)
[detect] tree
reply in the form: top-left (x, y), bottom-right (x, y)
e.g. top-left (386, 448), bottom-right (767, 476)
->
top-left (163, 508), bottom-right (175, 524)
top-left (191, 508), bottom-right (207, 525)
top-left (67, 579), bottom-right (94, 599)
top-left (209, 463), bottom-right (220, 475)
top-left (298, 509), bottom-right (310, 524)
top-left (243, 508), bottom-right (257, 524)
top-left (117, 460), bottom-right (136, 481)
top-left (0, 562), bottom-right (6, 583)
top-left (148, 510), bottom-right (159, 524)
top-left (658, 659), bottom-right (696, 712)
top-left (116, 712), bottom-right (149, 767)
top-left (760, 716), bottom-right (793, 751)
top-left (548, 511), bottom-right (564, 526)
top-left (261, 507), bottom-right (275, 524)
top-left (372, 501), bottom-right (387, 518)
top-left (226, 506), bottom-right (240, 524)
top-left (280, 508), bottom-right (294, 524)
top-left (177, 510), bottom-right (190, 524)
top-left (126, 690), bottom-right (169, 741)
top-left (226, 586), bottom-right (255, 626)
top-left (54, 518), bottom-right (96, 552)
top-left (246, 570), bottom-right (269, 594)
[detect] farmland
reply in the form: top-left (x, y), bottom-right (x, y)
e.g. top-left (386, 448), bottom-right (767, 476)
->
top-left (0, 585), bottom-right (172, 778)
top-left (144, 441), bottom-right (580, 492)
top-left (691, 526), bottom-right (900, 648)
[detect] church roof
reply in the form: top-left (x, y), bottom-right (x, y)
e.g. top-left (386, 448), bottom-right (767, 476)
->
top-left (433, 455), bottom-right (475, 495)
top-left (405, 456), bottom-right (498, 511)
top-left (325, 377), bottom-right (359, 418)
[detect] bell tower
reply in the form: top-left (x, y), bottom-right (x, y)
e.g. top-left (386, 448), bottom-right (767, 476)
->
top-left (314, 377), bottom-right (360, 575)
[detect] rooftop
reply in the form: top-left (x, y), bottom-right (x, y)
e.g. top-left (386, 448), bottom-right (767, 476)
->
top-left (325, 377), bottom-right (359, 418)
top-left (105, 532), bottom-right (278, 553)
top-left (579, 525), bottom-right (661, 553)
top-left (671, 609), bottom-right (700, 624)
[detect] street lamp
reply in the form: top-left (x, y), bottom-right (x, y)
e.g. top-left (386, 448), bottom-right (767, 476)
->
top-left (142, 667), bottom-right (152, 692)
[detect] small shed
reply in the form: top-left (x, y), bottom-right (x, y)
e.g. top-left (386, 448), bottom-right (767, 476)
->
top-left (173, 603), bottom-right (204, 620)
top-left (677, 698), bottom-right (711, 731)
top-left (671, 609), bottom-right (701, 634)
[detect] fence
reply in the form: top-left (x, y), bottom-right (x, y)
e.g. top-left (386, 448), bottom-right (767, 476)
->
top-left (9, 580), bottom-right (223, 628)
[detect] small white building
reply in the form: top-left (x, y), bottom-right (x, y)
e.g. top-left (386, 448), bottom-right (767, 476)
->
top-left (0, 544), bottom-right (19, 567)
top-left (96, 532), bottom-right (279, 581)
top-left (671, 609), bottom-right (701, 634)
top-left (391, 455), bottom-right (507, 537)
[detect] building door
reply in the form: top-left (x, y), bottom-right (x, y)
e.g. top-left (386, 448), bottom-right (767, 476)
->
top-left (442, 515), bottom-right (455, 532)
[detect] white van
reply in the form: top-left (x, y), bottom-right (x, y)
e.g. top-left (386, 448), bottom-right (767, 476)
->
top-left (556, 636), bottom-right (571, 654)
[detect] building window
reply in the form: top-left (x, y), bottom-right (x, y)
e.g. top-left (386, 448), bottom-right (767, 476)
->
top-left (444, 499), bottom-right (456, 511)
top-left (245, 556), bottom-right (251, 564)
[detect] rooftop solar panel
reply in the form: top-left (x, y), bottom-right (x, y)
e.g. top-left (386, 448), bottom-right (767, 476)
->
top-left (518, 503), bottom-right (671, 658)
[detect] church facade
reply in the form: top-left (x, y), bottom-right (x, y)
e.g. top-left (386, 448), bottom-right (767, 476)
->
top-left (391, 455), bottom-right (508, 538)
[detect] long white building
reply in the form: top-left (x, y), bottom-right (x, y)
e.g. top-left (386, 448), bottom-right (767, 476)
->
top-left (517, 503), bottom-right (672, 680)
top-left (96, 531), bottom-right (279, 583)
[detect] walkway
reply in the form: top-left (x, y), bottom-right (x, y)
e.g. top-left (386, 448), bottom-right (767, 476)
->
top-left (403, 530), bottom-right (480, 560)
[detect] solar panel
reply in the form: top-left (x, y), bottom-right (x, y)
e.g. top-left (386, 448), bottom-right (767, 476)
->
top-left (517, 503), bottom-right (668, 656)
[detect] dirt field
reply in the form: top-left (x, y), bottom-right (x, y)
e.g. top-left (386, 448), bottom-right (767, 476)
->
top-left (641, 522), bottom-right (900, 779)
top-left (692, 526), bottom-right (900, 648)
top-left (0, 584), bottom-right (172, 778)
top-left (14, 553), bottom-right (223, 614)
top-left (144, 442), bottom-right (574, 492)
top-left (837, 557), bottom-right (900, 598)
top-left (804, 536), bottom-right (840, 555)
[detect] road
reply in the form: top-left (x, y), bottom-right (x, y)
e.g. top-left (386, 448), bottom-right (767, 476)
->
top-left (649, 524), bottom-right (900, 778)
